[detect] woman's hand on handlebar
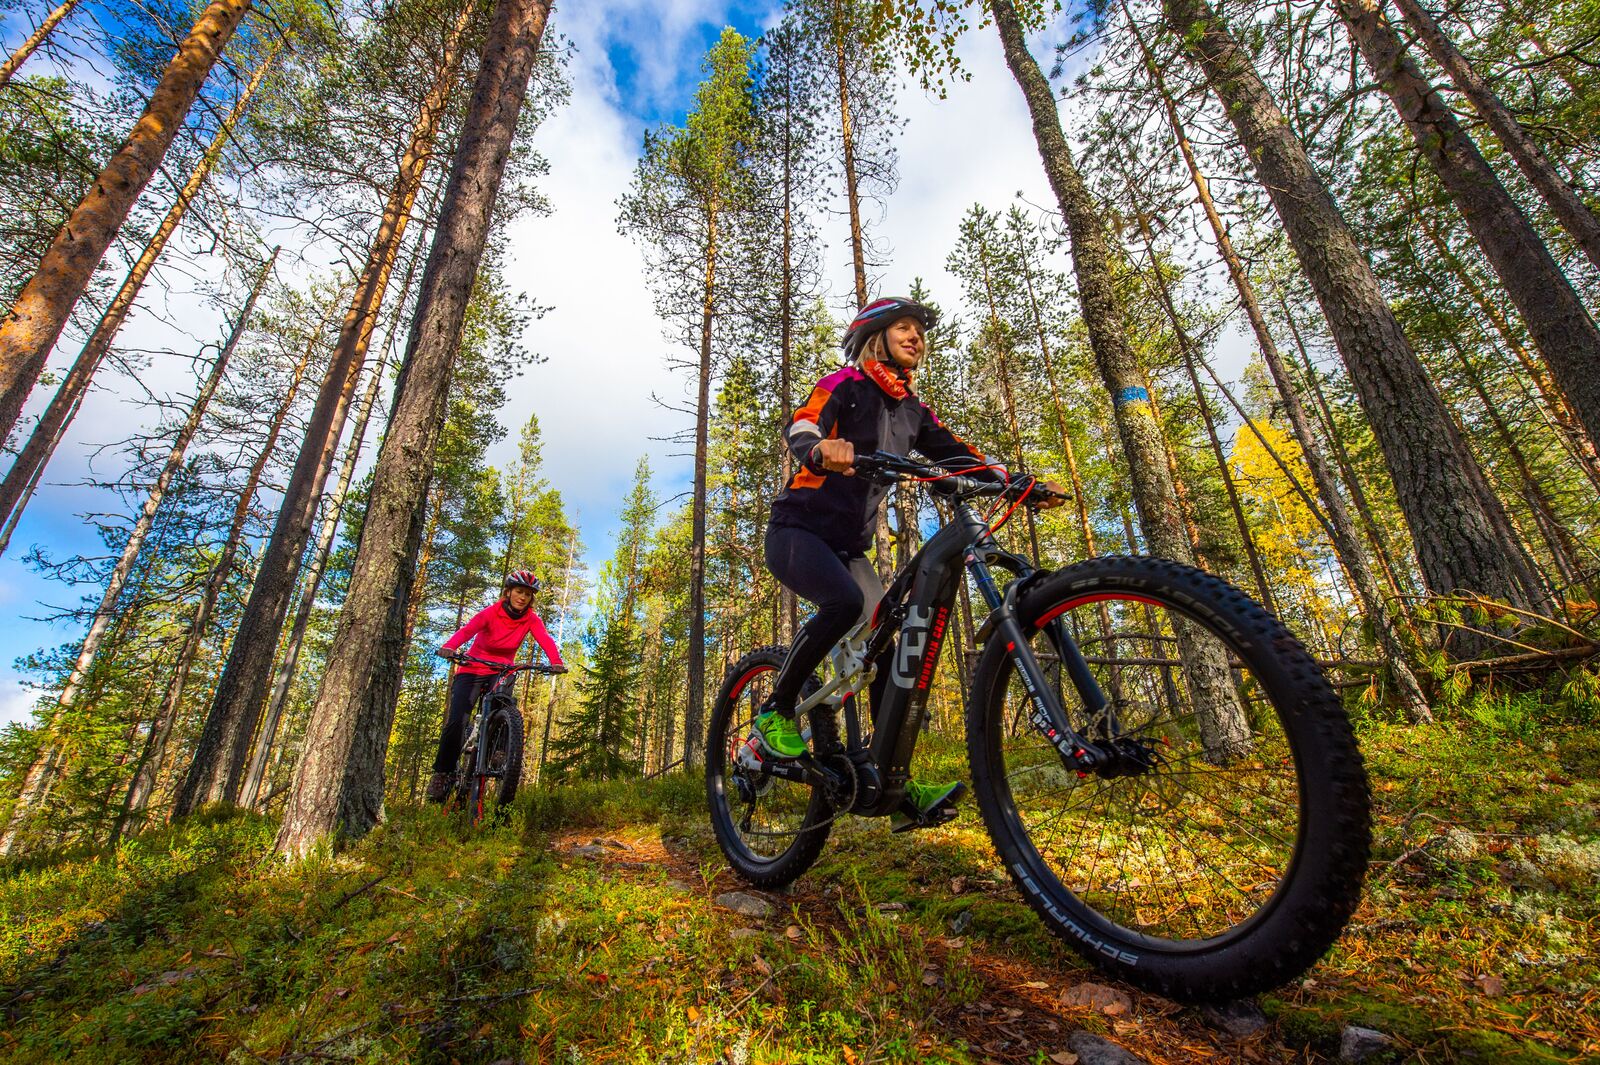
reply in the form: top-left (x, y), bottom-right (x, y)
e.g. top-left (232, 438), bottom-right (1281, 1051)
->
top-left (811, 438), bottom-right (856, 475)
top-left (435, 646), bottom-right (462, 663)
top-left (1009, 474), bottom-right (1070, 509)
top-left (1034, 479), bottom-right (1070, 509)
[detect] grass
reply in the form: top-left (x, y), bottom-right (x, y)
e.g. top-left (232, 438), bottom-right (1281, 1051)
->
top-left (0, 704), bottom-right (1595, 1062)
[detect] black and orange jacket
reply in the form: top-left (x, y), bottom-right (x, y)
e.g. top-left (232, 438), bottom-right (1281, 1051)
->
top-left (769, 362), bottom-right (1002, 555)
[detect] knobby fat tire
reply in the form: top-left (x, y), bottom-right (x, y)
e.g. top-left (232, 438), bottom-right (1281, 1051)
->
top-left (965, 556), bottom-right (1372, 1002)
top-left (470, 701), bottom-right (524, 824)
top-left (706, 645), bottom-right (836, 887)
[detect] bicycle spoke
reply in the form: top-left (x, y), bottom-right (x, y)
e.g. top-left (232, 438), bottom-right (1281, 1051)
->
top-left (996, 588), bottom-right (1306, 945)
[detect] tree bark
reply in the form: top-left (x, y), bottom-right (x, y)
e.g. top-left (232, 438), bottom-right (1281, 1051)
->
top-left (1412, 211), bottom-right (1600, 491)
top-left (1335, 0), bottom-right (1600, 458)
top-left (0, 0), bottom-right (252, 441)
top-left (239, 345), bottom-right (390, 808)
top-left (1440, 332), bottom-right (1584, 583)
top-left (1389, 0), bottom-right (1600, 271)
top-left (0, 0), bottom-right (85, 91)
top-left (1278, 292), bottom-right (1416, 609)
top-left (687, 206), bottom-right (715, 767)
top-left (1162, 0), bottom-right (1544, 618)
top-left (991, 0), bottom-right (1250, 755)
top-left (111, 293), bottom-right (316, 840)
top-left (0, 44), bottom-right (281, 553)
top-left (0, 384), bottom-right (73, 557)
top-left (1121, 5), bottom-right (1431, 717)
top-left (175, 9), bottom-right (469, 814)
top-left (275, 0), bottom-right (552, 856)
top-left (1122, 200), bottom-right (1277, 612)
top-left (831, 0), bottom-right (868, 306)
top-left (0, 250), bottom-right (273, 853)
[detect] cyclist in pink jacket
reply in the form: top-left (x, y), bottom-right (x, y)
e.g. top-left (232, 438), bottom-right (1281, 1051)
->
top-left (427, 569), bottom-right (566, 802)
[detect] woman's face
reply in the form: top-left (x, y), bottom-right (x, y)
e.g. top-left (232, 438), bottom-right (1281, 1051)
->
top-left (506, 586), bottom-right (534, 611)
top-left (883, 316), bottom-right (926, 369)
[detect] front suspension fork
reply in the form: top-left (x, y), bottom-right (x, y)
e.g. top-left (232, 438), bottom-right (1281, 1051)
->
top-left (966, 546), bottom-right (1113, 773)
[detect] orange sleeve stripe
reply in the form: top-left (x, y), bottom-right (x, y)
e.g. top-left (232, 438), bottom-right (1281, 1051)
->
top-left (791, 384), bottom-right (833, 432)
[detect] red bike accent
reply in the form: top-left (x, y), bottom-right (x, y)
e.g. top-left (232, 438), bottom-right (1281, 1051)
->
top-left (1034, 593), bottom-right (1166, 629)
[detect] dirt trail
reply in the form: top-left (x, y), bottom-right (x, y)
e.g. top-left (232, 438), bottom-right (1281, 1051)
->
top-left (550, 826), bottom-right (1328, 1064)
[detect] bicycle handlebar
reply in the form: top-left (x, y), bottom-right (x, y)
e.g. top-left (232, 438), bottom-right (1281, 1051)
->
top-left (435, 649), bottom-right (563, 674)
top-left (852, 451), bottom-right (1067, 506)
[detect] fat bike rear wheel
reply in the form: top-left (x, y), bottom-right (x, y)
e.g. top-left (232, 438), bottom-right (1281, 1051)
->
top-left (706, 646), bottom-right (838, 887)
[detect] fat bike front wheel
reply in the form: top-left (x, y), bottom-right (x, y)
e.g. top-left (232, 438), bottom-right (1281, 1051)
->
top-left (966, 556), bottom-right (1371, 1002)
top-left (706, 646), bottom-right (837, 887)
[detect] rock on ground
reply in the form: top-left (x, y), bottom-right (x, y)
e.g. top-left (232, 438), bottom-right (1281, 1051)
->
top-left (1339, 1025), bottom-right (1395, 1062)
top-left (1200, 999), bottom-right (1269, 1038)
top-left (714, 891), bottom-right (775, 919)
top-left (1066, 1031), bottom-right (1150, 1065)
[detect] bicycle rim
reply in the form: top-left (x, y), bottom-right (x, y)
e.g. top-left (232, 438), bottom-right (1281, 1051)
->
top-left (710, 661), bottom-right (824, 861)
top-left (995, 588), bottom-right (1306, 947)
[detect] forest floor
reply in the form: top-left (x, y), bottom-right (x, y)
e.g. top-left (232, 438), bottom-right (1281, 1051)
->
top-left (0, 717), bottom-right (1596, 1063)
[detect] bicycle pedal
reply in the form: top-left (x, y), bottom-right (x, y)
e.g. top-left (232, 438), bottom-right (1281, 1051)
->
top-left (891, 801), bottom-right (959, 834)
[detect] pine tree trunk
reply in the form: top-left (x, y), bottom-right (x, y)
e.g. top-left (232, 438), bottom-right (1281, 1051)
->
top-left (0, 251), bottom-right (272, 853)
top-left (831, 0), bottom-right (867, 307)
top-left (112, 297), bottom-right (314, 840)
top-left (0, 0), bottom-right (85, 90)
top-left (1278, 293), bottom-right (1416, 610)
top-left (241, 239), bottom-right (431, 810)
top-left (1163, 0), bottom-right (1545, 621)
top-left (1389, 0), bottom-right (1600, 270)
top-left (973, 234), bottom-right (1043, 562)
top-left (176, 13), bottom-right (469, 815)
top-left (532, 530), bottom-right (576, 782)
top-left (1412, 213), bottom-right (1600, 491)
top-left (1335, 0), bottom-right (1600, 454)
top-left (779, 108), bottom-right (797, 641)
top-left (1122, 200), bottom-right (1276, 611)
top-left (686, 207), bottom-right (716, 769)
top-left (0, 384), bottom-right (73, 557)
top-left (1013, 232), bottom-right (1097, 559)
top-left (1126, 4), bottom-right (1440, 700)
top-left (0, 0), bottom-right (252, 441)
top-left (1440, 332), bottom-right (1584, 583)
top-left (992, 0), bottom-right (1250, 756)
top-left (0, 44), bottom-right (280, 546)
top-left (275, 0), bottom-right (552, 856)
top-left (1124, 7), bottom-right (1430, 715)
top-left (239, 346), bottom-right (390, 808)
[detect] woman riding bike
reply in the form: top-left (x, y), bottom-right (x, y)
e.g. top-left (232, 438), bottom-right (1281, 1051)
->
top-left (428, 569), bottom-right (566, 802)
top-left (752, 295), bottom-right (1067, 830)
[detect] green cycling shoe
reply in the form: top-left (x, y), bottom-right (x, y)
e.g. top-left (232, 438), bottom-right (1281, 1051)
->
top-left (751, 709), bottom-right (808, 759)
top-left (891, 779), bottom-right (966, 833)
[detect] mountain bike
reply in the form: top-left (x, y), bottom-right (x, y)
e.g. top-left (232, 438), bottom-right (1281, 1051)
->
top-left (705, 451), bottom-right (1372, 1002)
top-left (436, 652), bottom-right (557, 825)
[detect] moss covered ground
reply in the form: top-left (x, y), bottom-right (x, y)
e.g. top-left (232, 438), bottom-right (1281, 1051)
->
top-left (0, 713), bottom-right (1595, 1063)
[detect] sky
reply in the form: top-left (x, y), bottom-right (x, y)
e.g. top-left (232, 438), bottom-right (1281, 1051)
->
top-left (0, 0), bottom-right (1243, 726)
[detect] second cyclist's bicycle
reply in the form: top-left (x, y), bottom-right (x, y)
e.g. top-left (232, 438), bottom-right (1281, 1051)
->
top-left (705, 452), bottom-right (1372, 1003)
top-left (436, 651), bottom-right (556, 824)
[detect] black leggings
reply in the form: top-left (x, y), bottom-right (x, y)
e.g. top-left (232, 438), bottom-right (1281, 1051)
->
top-left (764, 523), bottom-right (883, 714)
top-left (433, 672), bottom-right (495, 773)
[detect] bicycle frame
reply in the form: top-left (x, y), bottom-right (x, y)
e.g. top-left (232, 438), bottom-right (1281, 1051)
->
top-left (783, 468), bottom-right (1119, 819)
top-left (450, 657), bottom-right (547, 780)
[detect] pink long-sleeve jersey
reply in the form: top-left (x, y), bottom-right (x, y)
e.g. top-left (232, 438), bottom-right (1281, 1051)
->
top-left (441, 600), bottom-right (564, 676)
